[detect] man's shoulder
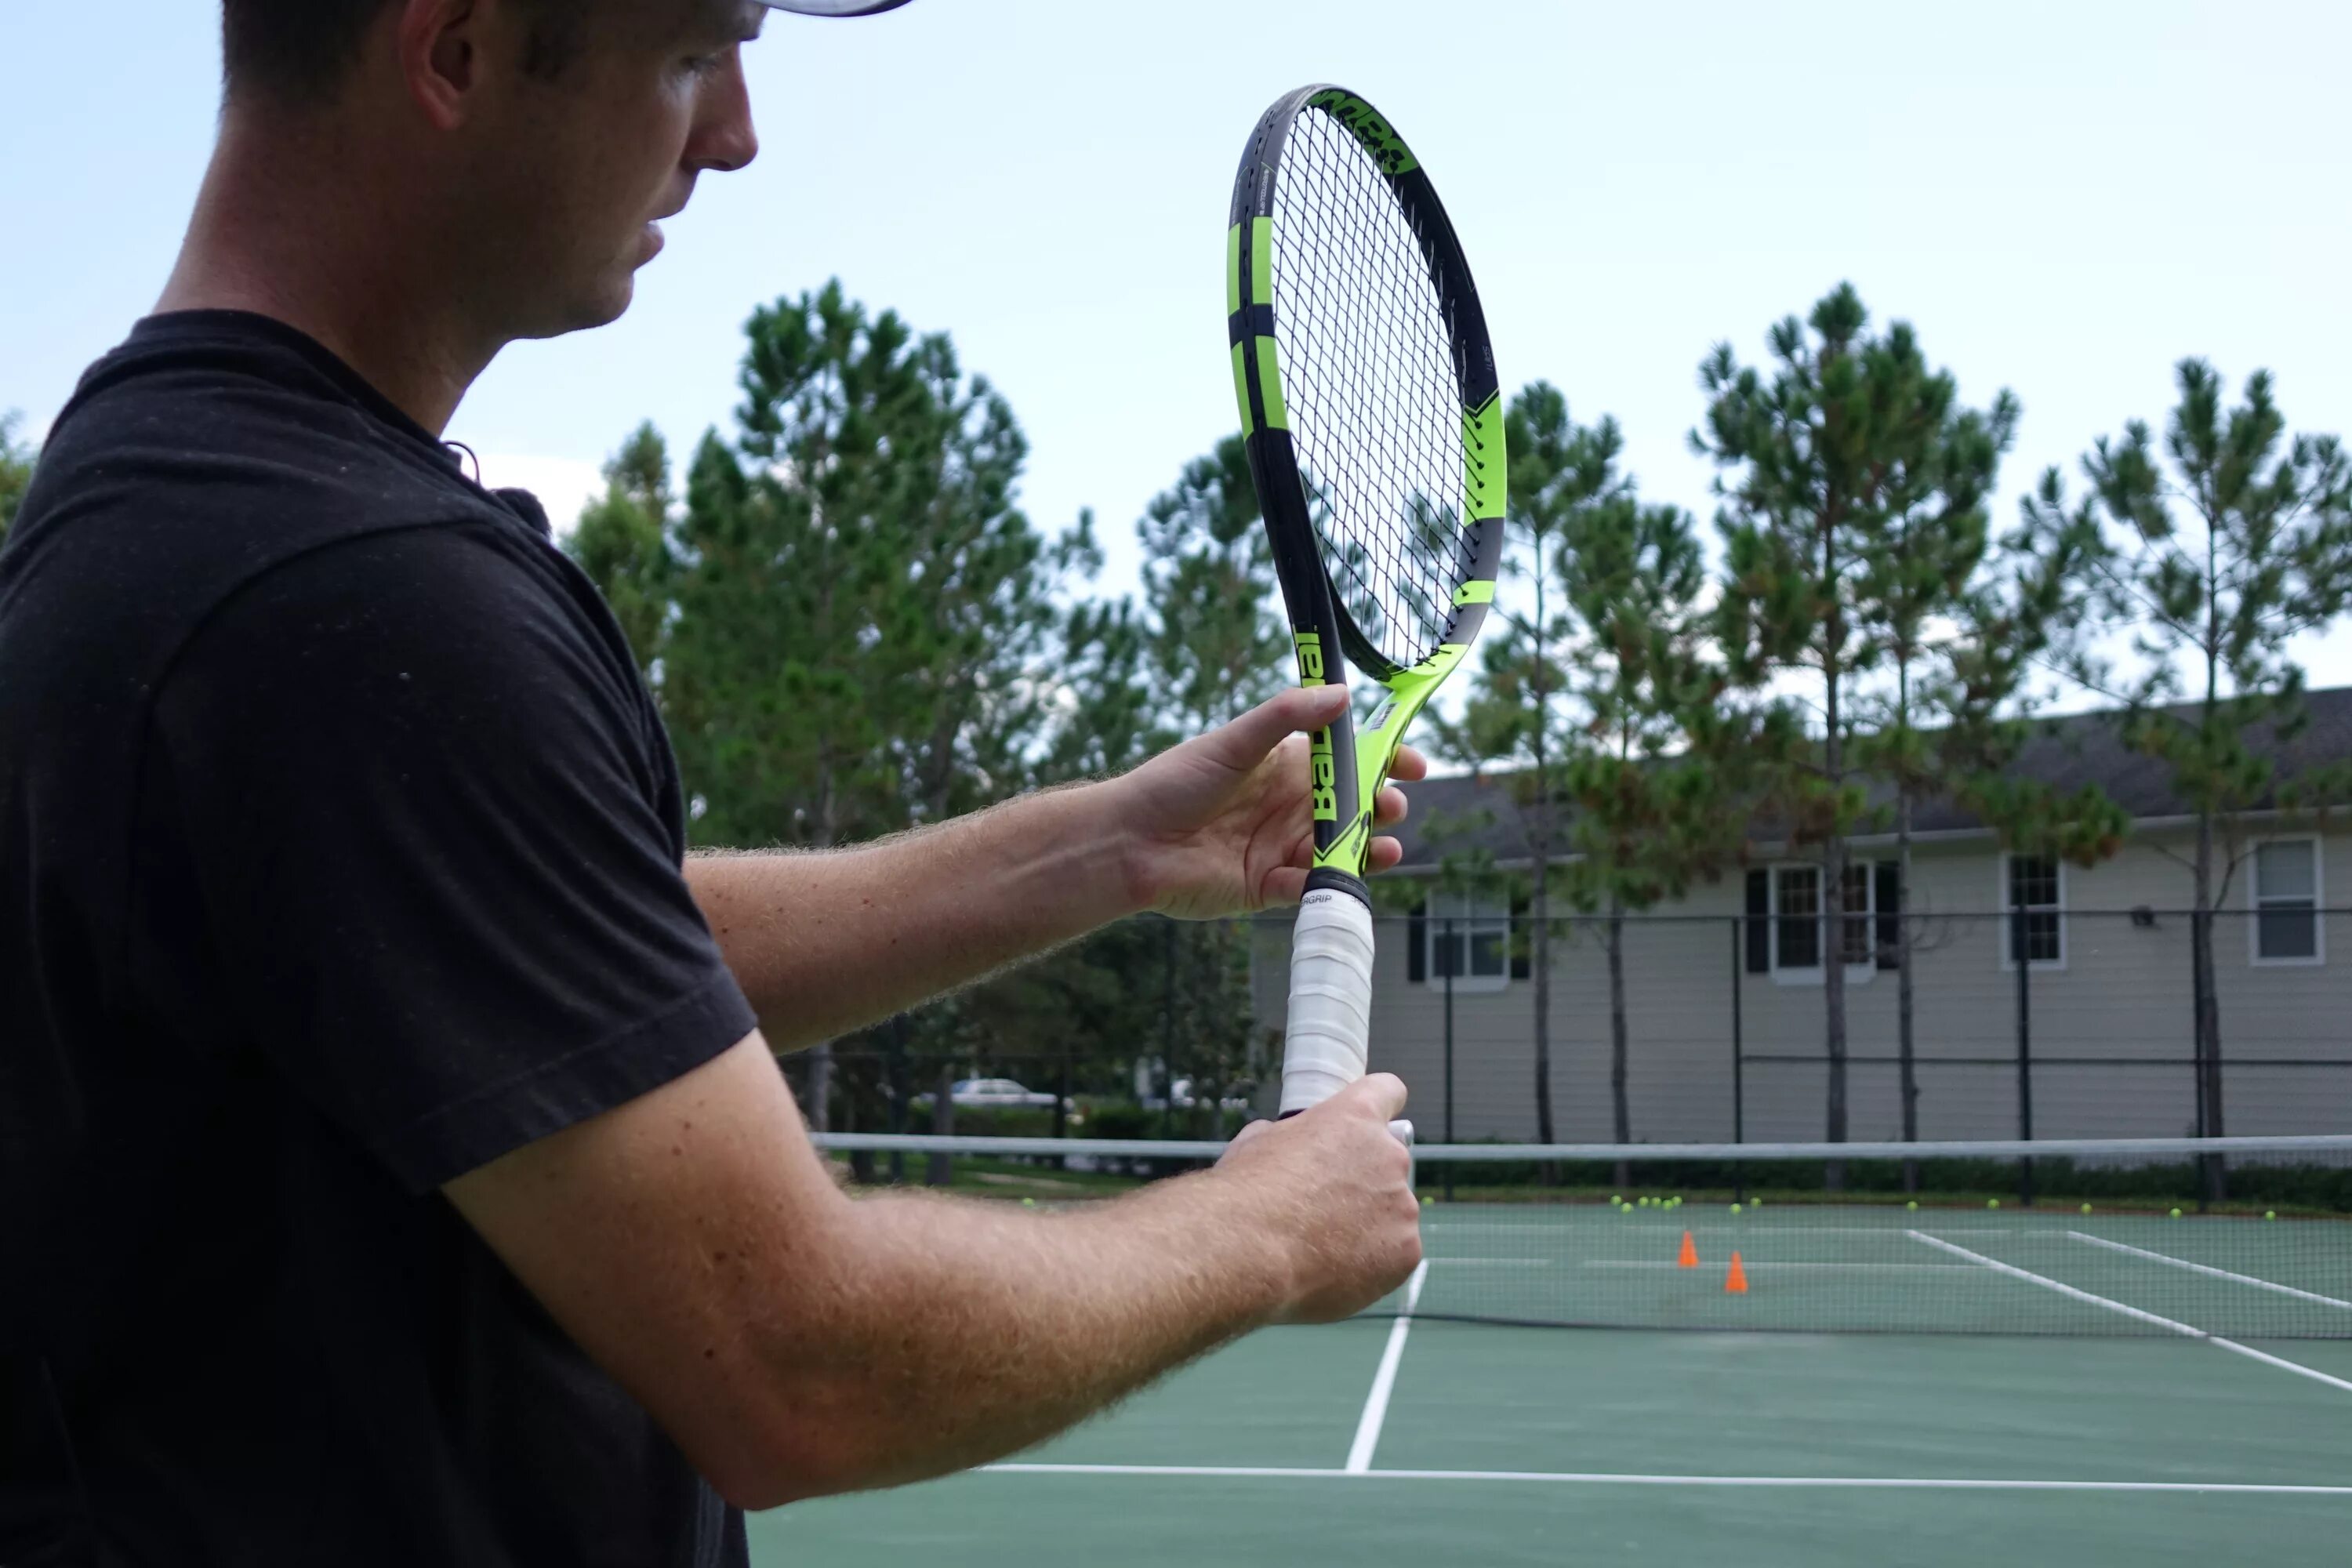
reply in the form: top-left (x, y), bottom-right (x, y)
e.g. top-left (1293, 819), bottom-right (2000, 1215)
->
top-left (11, 311), bottom-right (514, 579)
top-left (0, 314), bottom-right (573, 712)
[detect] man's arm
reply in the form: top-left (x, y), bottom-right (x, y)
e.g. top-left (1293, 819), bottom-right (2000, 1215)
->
top-left (446, 1033), bottom-right (1420, 1510)
top-left (685, 783), bottom-right (1130, 1052)
top-left (688, 685), bottom-right (1421, 1050)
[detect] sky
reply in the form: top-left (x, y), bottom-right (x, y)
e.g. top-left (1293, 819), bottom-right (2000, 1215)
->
top-left (5, 0), bottom-right (2350, 691)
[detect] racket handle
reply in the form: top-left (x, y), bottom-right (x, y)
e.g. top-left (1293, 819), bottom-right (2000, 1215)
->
top-left (1278, 887), bottom-right (1375, 1116)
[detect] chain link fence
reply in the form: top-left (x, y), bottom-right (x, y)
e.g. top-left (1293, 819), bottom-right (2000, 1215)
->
top-left (783, 908), bottom-right (2352, 1184)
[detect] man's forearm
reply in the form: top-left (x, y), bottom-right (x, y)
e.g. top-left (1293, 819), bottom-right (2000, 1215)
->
top-left (765, 1169), bottom-right (1290, 1498)
top-left (684, 781), bottom-right (1145, 1051)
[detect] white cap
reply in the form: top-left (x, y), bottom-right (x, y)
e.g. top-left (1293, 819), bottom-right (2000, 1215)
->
top-left (757, 1), bottom-right (911, 13)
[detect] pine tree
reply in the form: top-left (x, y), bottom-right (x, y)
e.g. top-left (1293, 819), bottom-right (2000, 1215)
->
top-left (0, 412), bottom-right (34, 546)
top-left (1127, 435), bottom-right (1288, 1120)
top-left (567, 422), bottom-right (673, 683)
top-left (2023, 361), bottom-right (2352, 1178)
top-left (1446, 383), bottom-right (1628, 1145)
top-left (577, 282), bottom-right (1088, 1131)
top-left (1136, 434), bottom-right (1287, 733)
top-left (1552, 439), bottom-right (1740, 1166)
top-left (1839, 367), bottom-right (2017, 1152)
top-left (1697, 284), bottom-right (2031, 1171)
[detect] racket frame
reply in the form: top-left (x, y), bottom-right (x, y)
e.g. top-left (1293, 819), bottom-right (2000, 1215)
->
top-left (1227, 84), bottom-right (1507, 906)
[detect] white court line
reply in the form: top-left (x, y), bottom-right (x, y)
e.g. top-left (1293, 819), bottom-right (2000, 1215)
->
top-left (982, 1462), bottom-right (2352, 1496)
top-left (1344, 1260), bottom-right (1428, 1473)
top-left (1582, 1260), bottom-right (1975, 1272)
top-left (1423, 1258), bottom-right (1549, 1266)
top-left (1908, 1231), bottom-right (2352, 1396)
top-left (2068, 1232), bottom-right (2352, 1312)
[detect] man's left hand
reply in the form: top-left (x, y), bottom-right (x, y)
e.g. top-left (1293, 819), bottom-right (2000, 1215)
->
top-left (1113, 687), bottom-right (1423, 922)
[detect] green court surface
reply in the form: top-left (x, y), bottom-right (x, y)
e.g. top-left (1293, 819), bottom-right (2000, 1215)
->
top-left (748, 1207), bottom-right (2352, 1567)
top-left (1394, 1201), bottom-right (2352, 1337)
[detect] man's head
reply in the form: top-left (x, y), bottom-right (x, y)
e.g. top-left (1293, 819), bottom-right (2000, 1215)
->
top-left (209, 0), bottom-right (830, 345)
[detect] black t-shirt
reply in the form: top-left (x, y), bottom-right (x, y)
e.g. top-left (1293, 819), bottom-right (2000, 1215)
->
top-left (0, 313), bottom-right (760, 1566)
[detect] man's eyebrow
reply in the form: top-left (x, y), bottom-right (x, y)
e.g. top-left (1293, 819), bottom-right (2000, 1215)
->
top-left (680, 0), bottom-right (764, 43)
top-left (719, 0), bottom-right (767, 42)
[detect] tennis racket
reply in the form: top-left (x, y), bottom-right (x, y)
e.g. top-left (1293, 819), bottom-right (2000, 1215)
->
top-left (1226, 85), bottom-right (1504, 1120)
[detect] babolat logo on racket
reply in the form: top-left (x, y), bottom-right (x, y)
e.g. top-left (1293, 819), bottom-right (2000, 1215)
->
top-left (1309, 739), bottom-right (1338, 822)
top-left (1305, 89), bottom-right (1418, 176)
top-left (1294, 634), bottom-right (1339, 821)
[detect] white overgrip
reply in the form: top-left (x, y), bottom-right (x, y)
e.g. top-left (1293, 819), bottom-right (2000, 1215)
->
top-left (1279, 888), bottom-right (1376, 1116)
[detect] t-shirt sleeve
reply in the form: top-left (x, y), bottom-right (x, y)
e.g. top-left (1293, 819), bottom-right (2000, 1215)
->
top-left (149, 524), bottom-right (758, 1193)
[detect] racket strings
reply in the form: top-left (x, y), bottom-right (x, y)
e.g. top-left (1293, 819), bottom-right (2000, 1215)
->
top-left (1271, 108), bottom-right (1474, 675)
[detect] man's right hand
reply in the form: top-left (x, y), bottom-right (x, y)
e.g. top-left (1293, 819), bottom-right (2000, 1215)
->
top-left (1214, 1074), bottom-right (1424, 1323)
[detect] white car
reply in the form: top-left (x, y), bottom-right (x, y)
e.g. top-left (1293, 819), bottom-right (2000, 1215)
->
top-left (948, 1076), bottom-right (1060, 1109)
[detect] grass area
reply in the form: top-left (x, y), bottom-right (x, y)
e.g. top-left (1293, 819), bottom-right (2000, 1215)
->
top-left (826, 1153), bottom-right (2344, 1221)
top-left (833, 1152), bottom-right (2352, 1222)
top-left (829, 1152), bottom-right (1145, 1200)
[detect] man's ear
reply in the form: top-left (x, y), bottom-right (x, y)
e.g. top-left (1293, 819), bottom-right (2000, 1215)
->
top-left (396, 0), bottom-right (483, 131)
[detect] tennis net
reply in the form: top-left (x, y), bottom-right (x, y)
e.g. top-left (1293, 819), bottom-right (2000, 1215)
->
top-left (811, 1131), bottom-right (2352, 1339)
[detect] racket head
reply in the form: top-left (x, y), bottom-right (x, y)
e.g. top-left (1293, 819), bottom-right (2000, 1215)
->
top-left (1229, 85), bottom-right (1505, 887)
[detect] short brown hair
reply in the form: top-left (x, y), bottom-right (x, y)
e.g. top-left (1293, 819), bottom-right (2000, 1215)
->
top-left (220, 0), bottom-right (597, 107)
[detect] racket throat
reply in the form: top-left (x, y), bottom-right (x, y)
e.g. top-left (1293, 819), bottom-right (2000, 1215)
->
top-left (1303, 866), bottom-right (1372, 906)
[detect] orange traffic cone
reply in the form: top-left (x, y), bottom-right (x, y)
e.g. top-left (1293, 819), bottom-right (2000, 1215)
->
top-left (1677, 1231), bottom-right (1699, 1269)
top-left (1724, 1251), bottom-right (1749, 1294)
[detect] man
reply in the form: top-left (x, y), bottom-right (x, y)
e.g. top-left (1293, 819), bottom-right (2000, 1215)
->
top-left (0, 2), bottom-right (1423, 1563)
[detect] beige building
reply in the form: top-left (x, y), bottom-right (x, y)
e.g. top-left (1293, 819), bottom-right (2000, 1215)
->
top-left (1251, 693), bottom-right (2352, 1145)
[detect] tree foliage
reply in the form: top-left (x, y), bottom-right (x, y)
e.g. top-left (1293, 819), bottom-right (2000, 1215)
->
top-left (1135, 434), bottom-right (1287, 735)
top-left (568, 421), bottom-right (673, 682)
top-left (1697, 283), bottom-right (2052, 1156)
top-left (1440, 383), bottom-right (1630, 1144)
top-left (1552, 416), bottom-right (1742, 1152)
top-left (0, 413), bottom-right (34, 546)
top-left (2021, 360), bottom-right (2352, 1153)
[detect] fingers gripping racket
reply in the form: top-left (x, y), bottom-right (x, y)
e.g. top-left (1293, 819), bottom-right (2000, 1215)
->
top-left (1227, 86), bottom-right (1505, 1120)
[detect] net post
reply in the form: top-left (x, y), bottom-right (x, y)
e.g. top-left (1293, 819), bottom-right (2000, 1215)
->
top-left (1160, 917), bottom-right (1178, 1140)
top-left (1730, 915), bottom-right (1746, 1206)
top-left (885, 1014), bottom-right (909, 1185)
top-left (1443, 916), bottom-right (1457, 1204)
top-left (2014, 891), bottom-right (2034, 1208)
top-left (1054, 1048), bottom-right (1071, 1172)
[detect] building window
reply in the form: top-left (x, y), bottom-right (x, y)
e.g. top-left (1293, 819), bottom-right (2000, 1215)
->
top-left (2251, 839), bottom-right (2322, 966)
top-left (1763, 863), bottom-right (1883, 980)
top-left (1424, 891), bottom-right (1512, 992)
top-left (2002, 854), bottom-right (2065, 969)
top-left (1838, 863), bottom-right (1874, 966)
top-left (1774, 866), bottom-right (1820, 971)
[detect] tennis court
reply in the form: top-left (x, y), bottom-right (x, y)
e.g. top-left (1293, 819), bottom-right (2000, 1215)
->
top-left (757, 1138), bottom-right (2352, 1566)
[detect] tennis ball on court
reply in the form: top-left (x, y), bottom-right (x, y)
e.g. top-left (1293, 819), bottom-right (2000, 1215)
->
top-left (1987, 1199), bottom-right (2000, 1210)
top-left (2170, 1207), bottom-right (2183, 1218)
top-left (1022, 1198), bottom-right (1036, 1208)
top-left (2266, 1210), bottom-right (2278, 1221)
top-left (1907, 1200), bottom-right (1918, 1210)
top-left (1611, 1194), bottom-right (1622, 1206)
top-left (1730, 1203), bottom-right (1743, 1215)
top-left (2080, 1203), bottom-right (2093, 1215)
top-left (1750, 1199), bottom-right (1762, 1210)
top-left (1421, 1195), bottom-right (1432, 1207)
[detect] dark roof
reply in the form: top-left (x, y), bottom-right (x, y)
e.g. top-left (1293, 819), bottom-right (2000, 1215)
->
top-left (1391, 685), bottom-right (2352, 873)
